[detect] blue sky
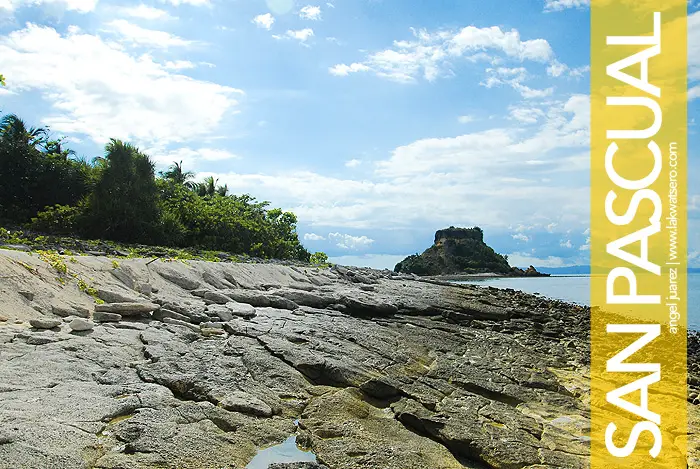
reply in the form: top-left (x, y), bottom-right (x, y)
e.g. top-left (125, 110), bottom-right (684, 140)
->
top-left (0, 0), bottom-right (698, 269)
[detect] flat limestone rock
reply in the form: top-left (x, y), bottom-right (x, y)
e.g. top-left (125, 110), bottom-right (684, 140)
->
top-left (69, 318), bottom-right (94, 332)
top-left (0, 251), bottom-right (695, 469)
top-left (95, 302), bottom-right (159, 315)
top-left (96, 288), bottom-right (143, 304)
top-left (51, 304), bottom-right (90, 318)
top-left (93, 311), bottom-right (122, 323)
top-left (29, 318), bottom-right (62, 329)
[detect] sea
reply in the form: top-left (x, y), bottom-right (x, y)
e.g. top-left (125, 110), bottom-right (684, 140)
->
top-left (455, 273), bottom-right (700, 331)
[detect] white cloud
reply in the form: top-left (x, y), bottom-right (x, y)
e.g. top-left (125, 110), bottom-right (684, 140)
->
top-left (481, 66), bottom-right (552, 99)
top-left (457, 115), bottom-right (474, 124)
top-left (304, 233), bottom-right (326, 241)
top-left (274, 28), bottom-right (314, 43)
top-left (690, 86), bottom-right (700, 101)
top-left (560, 239), bottom-right (572, 248)
top-left (123, 4), bottom-right (173, 19)
top-left (345, 159), bottom-right (362, 168)
top-left (190, 93), bottom-right (590, 234)
top-left (152, 147), bottom-right (239, 169)
top-left (252, 13), bottom-right (275, 30)
top-left (163, 60), bottom-right (195, 70)
top-left (299, 5), bottom-right (321, 20)
top-left (0, 0), bottom-right (97, 13)
top-left (0, 24), bottom-right (242, 146)
top-left (544, 0), bottom-right (589, 12)
top-left (579, 236), bottom-right (591, 251)
top-left (329, 63), bottom-right (370, 76)
top-left (512, 233), bottom-right (530, 242)
top-left (546, 60), bottom-right (589, 78)
top-left (329, 254), bottom-right (409, 270)
top-left (328, 232), bottom-right (375, 250)
top-left (161, 0), bottom-right (209, 5)
top-left (330, 25), bottom-right (554, 83)
top-left (509, 107), bottom-right (545, 124)
top-left (506, 252), bottom-right (568, 268)
top-left (106, 20), bottom-right (196, 48)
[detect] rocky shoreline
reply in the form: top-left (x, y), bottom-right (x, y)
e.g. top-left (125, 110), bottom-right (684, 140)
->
top-left (0, 250), bottom-right (698, 468)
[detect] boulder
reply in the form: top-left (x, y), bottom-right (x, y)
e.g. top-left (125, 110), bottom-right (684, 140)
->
top-left (69, 318), bottom-right (94, 332)
top-left (29, 318), bottom-right (61, 329)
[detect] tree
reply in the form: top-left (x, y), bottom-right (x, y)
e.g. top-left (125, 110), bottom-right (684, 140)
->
top-left (310, 252), bottom-right (329, 266)
top-left (0, 114), bottom-right (48, 221)
top-left (161, 160), bottom-right (196, 189)
top-left (0, 74), bottom-right (5, 87)
top-left (84, 139), bottom-right (160, 243)
top-left (216, 184), bottom-right (229, 197)
top-left (196, 176), bottom-right (218, 197)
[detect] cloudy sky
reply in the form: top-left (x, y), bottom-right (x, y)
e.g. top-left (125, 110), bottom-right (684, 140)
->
top-left (0, 0), bottom-right (698, 269)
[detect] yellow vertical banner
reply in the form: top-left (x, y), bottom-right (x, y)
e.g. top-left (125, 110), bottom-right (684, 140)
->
top-left (591, 0), bottom-right (688, 468)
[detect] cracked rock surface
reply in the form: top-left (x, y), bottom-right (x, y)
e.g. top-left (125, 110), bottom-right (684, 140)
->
top-left (0, 251), bottom-right (697, 469)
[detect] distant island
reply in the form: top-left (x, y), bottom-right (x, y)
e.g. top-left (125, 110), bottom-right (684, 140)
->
top-left (394, 226), bottom-right (549, 277)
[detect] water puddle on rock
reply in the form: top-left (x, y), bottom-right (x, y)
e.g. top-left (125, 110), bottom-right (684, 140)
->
top-left (245, 421), bottom-right (317, 469)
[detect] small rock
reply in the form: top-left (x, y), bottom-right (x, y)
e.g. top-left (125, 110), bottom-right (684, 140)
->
top-left (0, 315), bottom-right (7, 322)
top-left (227, 301), bottom-right (256, 319)
top-left (93, 311), bottom-right (122, 323)
top-left (95, 302), bottom-right (159, 315)
top-left (69, 318), bottom-right (94, 332)
top-left (201, 327), bottom-right (227, 337)
top-left (18, 291), bottom-right (34, 301)
top-left (29, 318), bottom-right (62, 329)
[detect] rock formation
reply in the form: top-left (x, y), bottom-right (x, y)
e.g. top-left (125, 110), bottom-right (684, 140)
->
top-left (0, 250), bottom-right (696, 469)
top-left (394, 226), bottom-right (548, 277)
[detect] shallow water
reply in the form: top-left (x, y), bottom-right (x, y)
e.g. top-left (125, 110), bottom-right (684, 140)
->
top-left (455, 273), bottom-right (700, 331)
top-left (245, 435), bottom-right (317, 469)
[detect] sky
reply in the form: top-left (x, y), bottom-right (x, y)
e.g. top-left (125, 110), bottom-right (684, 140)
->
top-left (0, 0), bottom-right (698, 269)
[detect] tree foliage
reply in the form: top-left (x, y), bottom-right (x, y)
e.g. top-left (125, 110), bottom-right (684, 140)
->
top-left (0, 112), bottom-right (310, 261)
top-left (0, 74), bottom-right (5, 87)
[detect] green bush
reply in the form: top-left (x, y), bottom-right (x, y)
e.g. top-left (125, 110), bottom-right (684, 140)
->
top-left (310, 251), bottom-right (329, 266)
top-left (30, 204), bottom-right (83, 235)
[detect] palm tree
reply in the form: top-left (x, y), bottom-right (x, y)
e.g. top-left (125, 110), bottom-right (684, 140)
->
top-left (43, 138), bottom-right (76, 160)
top-left (161, 160), bottom-right (196, 189)
top-left (0, 114), bottom-right (48, 148)
top-left (196, 176), bottom-right (218, 197)
top-left (216, 184), bottom-right (229, 197)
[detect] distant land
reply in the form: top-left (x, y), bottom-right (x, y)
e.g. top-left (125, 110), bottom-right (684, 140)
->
top-left (534, 266), bottom-right (700, 275)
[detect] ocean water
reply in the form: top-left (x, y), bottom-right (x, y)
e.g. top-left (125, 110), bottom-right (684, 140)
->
top-left (456, 273), bottom-right (700, 331)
